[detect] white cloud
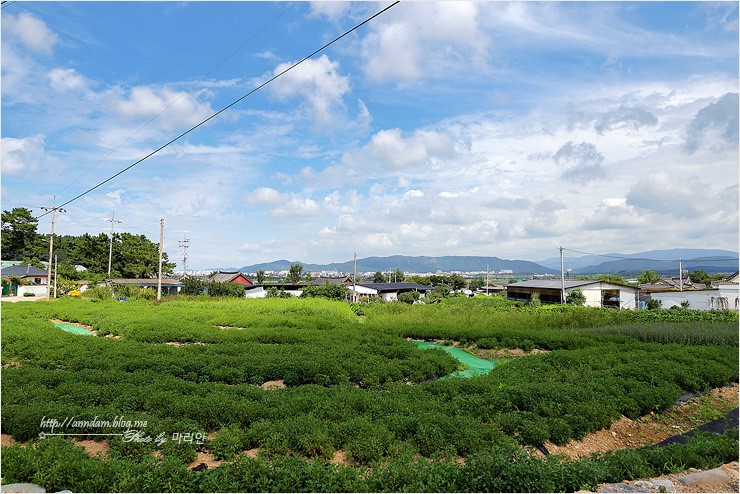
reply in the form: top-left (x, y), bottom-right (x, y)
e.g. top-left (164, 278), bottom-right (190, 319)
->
top-left (583, 197), bottom-right (647, 230)
top-left (684, 93), bottom-right (739, 154)
top-left (2, 12), bottom-right (58, 55)
top-left (308, 1), bottom-right (351, 21)
top-left (0, 134), bottom-right (47, 175)
top-left (362, 1), bottom-right (489, 82)
top-left (248, 187), bottom-right (284, 206)
top-left (344, 128), bottom-right (458, 171)
top-left (553, 141), bottom-right (606, 183)
top-left (402, 189), bottom-right (424, 200)
top-left (106, 85), bottom-right (215, 130)
top-left (625, 173), bottom-right (714, 219)
top-left (270, 197), bottom-right (322, 218)
top-left (266, 54), bottom-right (350, 125)
top-left (48, 68), bottom-right (90, 92)
top-left (593, 106), bottom-right (658, 134)
top-left (105, 189), bottom-right (125, 206)
top-left (491, 2), bottom-right (723, 59)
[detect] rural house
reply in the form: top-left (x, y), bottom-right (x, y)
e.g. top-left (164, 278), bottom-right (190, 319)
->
top-left (649, 272), bottom-right (739, 311)
top-left (209, 271), bottom-right (253, 285)
top-left (1, 264), bottom-right (51, 297)
top-left (347, 282), bottom-right (433, 302)
top-left (638, 276), bottom-right (705, 293)
top-left (307, 276), bottom-right (352, 285)
top-left (506, 279), bottom-right (638, 309)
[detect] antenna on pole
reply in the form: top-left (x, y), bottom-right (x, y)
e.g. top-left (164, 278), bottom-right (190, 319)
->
top-left (178, 234), bottom-right (190, 276)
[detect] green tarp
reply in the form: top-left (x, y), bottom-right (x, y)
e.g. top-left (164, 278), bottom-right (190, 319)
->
top-left (54, 323), bottom-right (94, 336)
top-left (413, 341), bottom-right (497, 378)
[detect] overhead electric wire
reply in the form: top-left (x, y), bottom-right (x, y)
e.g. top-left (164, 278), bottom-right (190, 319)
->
top-left (55, 1), bottom-right (299, 196)
top-left (37, 1), bottom-right (400, 220)
top-left (562, 247), bottom-right (738, 263)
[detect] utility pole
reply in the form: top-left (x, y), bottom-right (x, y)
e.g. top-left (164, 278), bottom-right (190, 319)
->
top-left (353, 252), bottom-right (357, 303)
top-left (107, 212), bottom-right (122, 277)
top-left (179, 234), bottom-right (190, 276)
top-left (560, 246), bottom-right (565, 304)
top-left (157, 219), bottom-right (164, 301)
top-left (486, 264), bottom-right (489, 296)
top-left (40, 205), bottom-right (65, 300)
top-left (53, 255), bottom-right (58, 298)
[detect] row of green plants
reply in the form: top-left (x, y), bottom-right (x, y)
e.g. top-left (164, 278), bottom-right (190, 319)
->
top-left (3, 300), bottom-right (736, 452)
top-left (1, 297), bottom-right (737, 491)
top-left (362, 301), bottom-right (738, 348)
top-left (2, 429), bottom-right (736, 493)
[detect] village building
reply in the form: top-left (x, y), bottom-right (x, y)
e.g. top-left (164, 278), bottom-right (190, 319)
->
top-left (346, 282), bottom-right (433, 302)
top-left (506, 279), bottom-right (638, 309)
top-left (1, 264), bottom-right (51, 297)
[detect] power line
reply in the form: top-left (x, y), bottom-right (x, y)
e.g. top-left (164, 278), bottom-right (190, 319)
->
top-left (55, 2), bottom-right (299, 197)
top-left (37, 1), bottom-right (400, 221)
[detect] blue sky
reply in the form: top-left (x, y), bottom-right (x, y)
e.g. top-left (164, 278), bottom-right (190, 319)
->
top-left (2, 1), bottom-right (738, 270)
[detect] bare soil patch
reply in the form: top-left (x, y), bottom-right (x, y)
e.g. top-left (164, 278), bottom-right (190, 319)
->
top-left (331, 449), bottom-right (352, 466)
top-left (72, 438), bottom-right (110, 458)
top-left (474, 347), bottom-right (550, 359)
top-left (545, 383), bottom-right (739, 458)
top-left (188, 451), bottom-right (223, 469)
top-left (165, 341), bottom-right (206, 347)
top-left (2, 361), bottom-right (22, 369)
top-left (1, 433), bottom-right (24, 447)
top-left (244, 448), bottom-right (260, 459)
top-left (261, 379), bottom-right (286, 390)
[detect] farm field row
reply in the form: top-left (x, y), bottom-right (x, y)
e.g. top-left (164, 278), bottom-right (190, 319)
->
top-left (1, 297), bottom-right (737, 492)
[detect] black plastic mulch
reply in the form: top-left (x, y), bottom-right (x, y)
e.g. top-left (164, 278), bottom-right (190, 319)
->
top-left (537, 407), bottom-right (739, 455)
top-left (653, 407), bottom-right (738, 447)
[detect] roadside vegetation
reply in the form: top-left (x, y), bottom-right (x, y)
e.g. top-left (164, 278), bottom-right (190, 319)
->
top-left (1, 297), bottom-right (737, 492)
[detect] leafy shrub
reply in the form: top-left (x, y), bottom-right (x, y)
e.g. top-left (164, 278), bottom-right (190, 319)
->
top-left (397, 291), bottom-right (420, 304)
top-left (266, 286), bottom-right (291, 298)
top-left (210, 424), bottom-right (249, 460)
top-left (84, 285), bottom-right (114, 300)
top-left (566, 288), bottom-right (586, 306)
top-left (349, 303), bottom-right (365, 316)
top-left (301, 284), bottom-right (349, 301)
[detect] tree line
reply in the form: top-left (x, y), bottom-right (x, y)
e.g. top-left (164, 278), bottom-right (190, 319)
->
top-left (1, 208), bottom-right (175, 279)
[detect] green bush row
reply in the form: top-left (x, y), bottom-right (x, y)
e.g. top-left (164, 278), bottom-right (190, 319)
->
top-left (2, 429), bottom-right (736, 493)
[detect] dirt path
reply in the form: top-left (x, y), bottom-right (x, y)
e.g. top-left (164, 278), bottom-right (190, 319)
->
top-left (544, 383), bottom-right (739, 458)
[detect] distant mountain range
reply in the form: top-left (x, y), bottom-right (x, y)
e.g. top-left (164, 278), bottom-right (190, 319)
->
top-left (228, 255), bottom-right (559, 275)
top-left (540, 248), bottom-right (739, 275)
top-left (212, 249), bottom-right (738, 276)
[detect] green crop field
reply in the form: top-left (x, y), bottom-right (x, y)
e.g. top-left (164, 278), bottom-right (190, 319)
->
top-left (1, 297), bottom-right (738, 492)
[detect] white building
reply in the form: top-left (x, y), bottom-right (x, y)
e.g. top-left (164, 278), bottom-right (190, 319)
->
top-left (650, 286), bottom-right (739, 311)
top-left (506, 279), bottom-right (638, 309)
